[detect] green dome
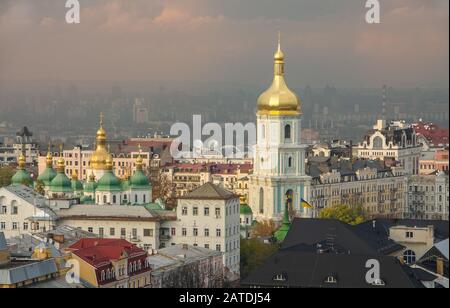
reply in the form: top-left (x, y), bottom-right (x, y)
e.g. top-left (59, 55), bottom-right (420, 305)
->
top-left (121, 179), bottom-right (131, 191)
top-left (72, 179), bottom-right (84, 191)
top-left (97, 171), bottom-right (122, 192)
top-left (84, 179), bottom-right (97, 193)
top-left (80, 195), bottom-right (94, 204)
top-left (240, 204), bottom-right (253, 215)
top-left (50, 173), bottom-right (72, 193)
top-left (11, 170), bottom-right (33, 186)
top-left (130, 170), bottom-right (150, 189)
top-left (37, 167), bottom-right (57, 186)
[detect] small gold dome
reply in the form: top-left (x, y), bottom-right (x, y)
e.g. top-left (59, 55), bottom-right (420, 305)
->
top-left (90, 113), bottom-right (111, 170)
top-left (105, 155), bottom-right (113, 170)
top-left (257, 35), bottom-right (301, 116)
top-left (18, 153), bottom-right (26, 169)
top-left (56, 155), bottom-right (65, 173)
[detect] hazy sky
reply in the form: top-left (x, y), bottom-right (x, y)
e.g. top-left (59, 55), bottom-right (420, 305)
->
top-left (0, 0), bottom-right (448, 88)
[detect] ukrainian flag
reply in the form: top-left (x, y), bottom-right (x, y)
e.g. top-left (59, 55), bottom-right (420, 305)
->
top-left (301, 198), bottom-right (313, 209)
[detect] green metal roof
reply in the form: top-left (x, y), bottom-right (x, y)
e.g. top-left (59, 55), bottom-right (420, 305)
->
top-left (130, 170), bottom-right (150, 189)
top-left (97, 171), bottom-right (122, 192)
top-left (240, 203), bottom-right (253, 215)
top-left (274, 202), bottom-right (292, 243)
top-left (50, 173), bottom-right (72, 193)
top-left (71, 179), bottom-right (84, 191)
top-left (37, 167), bottom-right (57, 186)
top-left (11, 169), bottom-right (33, 186)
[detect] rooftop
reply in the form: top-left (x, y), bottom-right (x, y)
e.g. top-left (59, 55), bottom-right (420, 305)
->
top-left (180, 182), bottom-right (238, 201)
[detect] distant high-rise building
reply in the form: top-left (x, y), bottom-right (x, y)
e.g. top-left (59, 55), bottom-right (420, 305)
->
top-left (133, 98), bottom-right (149, 124)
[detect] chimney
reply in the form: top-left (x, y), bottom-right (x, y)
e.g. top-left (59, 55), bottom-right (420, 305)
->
top-left (436, 257), bottom-right (444, 276)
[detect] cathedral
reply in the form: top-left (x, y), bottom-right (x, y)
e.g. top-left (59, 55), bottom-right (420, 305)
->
top-left (12, 116), bottom-right (152, 207)
top-left (249, 36), bottom-right (311, 221)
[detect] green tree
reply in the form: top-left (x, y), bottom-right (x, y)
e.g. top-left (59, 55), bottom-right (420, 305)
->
top-left (240, 238), bottom-right (278, 280)
top-left (0, 166), bottom-right (14, 187)
top-left (35, 180), bottom-right (45, 196)
top-left (319, 204), bottom-right (365, 225)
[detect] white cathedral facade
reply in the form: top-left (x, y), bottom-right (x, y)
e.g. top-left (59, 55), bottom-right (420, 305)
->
top-left (249, 37), bottom-right (311, 221)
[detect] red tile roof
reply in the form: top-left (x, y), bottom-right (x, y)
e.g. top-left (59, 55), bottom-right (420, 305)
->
top-left (412, 121), bottom-right (449, 146)
top-left (68, 238), bottom-right (146, 268)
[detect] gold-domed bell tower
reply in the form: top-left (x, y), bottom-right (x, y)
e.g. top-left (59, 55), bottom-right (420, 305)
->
top-left (249, 33), bottom-right (311, 222)
top-left (89, 113), bottom-right (112, 180)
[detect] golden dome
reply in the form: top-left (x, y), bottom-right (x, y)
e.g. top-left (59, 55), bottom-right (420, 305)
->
top-left (56, 151), bottom-right (65, 173)
top-left (18, 153), bottom-right (26, 170)
top-left (257, 34), bottom-right (301, 116)
top-left (90, 113), bottom-right (111, 170)
top-left (105, 155), bottom-right (113, 170)
top-left (46, 145), bottom-right (53, 168)
top-left (135, 145), bottom-right (144, 171)
top-left (71, 170), bottom-right (79, 181)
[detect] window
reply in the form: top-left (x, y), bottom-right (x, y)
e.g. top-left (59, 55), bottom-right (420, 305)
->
top-left (132, 228), bottom-right (138, 239)
top-left (205, 244), bottom-right (210, 249)
top-left (11, 206), bottom-right (18, 215)
top-left (121, 228), bottom-right (126, 237)
top-left (406, 231), bottom-right (414, 239)
top-left (182, 207), bottom-right (188, 216)
top-left (403, 250), bottom-right (416, 265)
top-left (99, 228), bottom-right (104, 237)
top-left (284, 124), bottom-right (291, 140)
top-left (288, 157), bottom-right (293, 168)
top-left (23, 222), bottom-right (28, 231)
top-left (204, 228), bottom-right (210, 237)
top-left (216, 244), bottom-right (221, 252)
top-left (182, 228), bottom-right (187, 236)
top-left (135, 195), bottom-right (138, 203)
top-left (325, 275), bottom-right (337, 284)
top-left (144, 229), bottom-right (154, 237)
top-left (1, 206), bottom-right (6, 214)
top-left (103, 195), bottom-right (107, 204)
top-left (193, 228), bottom-right (198, 236)
top-left (193, 207), bottom-right (198, 216)
top-left (0, 222), bottom-right (5, 230)
top-left (171, 228), bottom-right (176, 236)
top-left (204, 207), bottom-right (210, 216)
top-left (112, 195), bottom-right (117, 204)
top-left (88, 227), bottom-right (93, 233)
top-left (216, 229), bottom-right (221, 237)
top-left (215, 208), bottom-right (221, 218)
top-left (110, 228), bottom-right (115, 236)
top-left (274, 274), bottom-right (287, 282)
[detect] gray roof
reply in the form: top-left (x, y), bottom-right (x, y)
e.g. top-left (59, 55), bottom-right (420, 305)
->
top-left (180, 182), bottom-right (238, 200)
top-left (435, 239), bottom-right (449, 260)
top-left (0, 259), bottom-right (58, 285)
top-left (2, 185), bottom-right (57, 221)
top-left (159, 244), bottom-right (222, 260)
top-left (0, 233), bottom-right (7, 251)
top-left (56, 204), bottom-right (173, 222)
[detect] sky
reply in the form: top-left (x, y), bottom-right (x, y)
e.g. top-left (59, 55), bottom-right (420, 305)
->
top-left (0, 0), bottom-right (448, 88)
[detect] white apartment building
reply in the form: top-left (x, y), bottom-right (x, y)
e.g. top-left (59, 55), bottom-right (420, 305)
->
top-left (406, 171), bottom-right (449, 220)
top-left (166, 183), bottom-right (241, 276)
top-left (0, 185), bottom-right (57, 238)
top-left (354, 120), bottom-right (422, 175)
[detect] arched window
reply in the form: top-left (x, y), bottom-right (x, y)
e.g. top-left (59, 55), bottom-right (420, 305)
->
top-left (373, 136), bottom-right (383, 149)
top-left (113, 195), bottom-right (117, 204)
top-left (103, 195), bottom-right (107, 204)
top-left (403, 250), bottom-right (416, 265)
top-left (135, 195), bottom-right (138, 204)
top-left (143, 194), bottom-right (146, 204)
top-left (285, 190), bottom-right (293, 207)
top-left (261, 124), bottom-right (266, 139)
top-left (288, 157), bottom-right (293, 168)
top-left (259, 188), bottom-right (264, 214)
top-left (284, 124), bottom-right (291, 140)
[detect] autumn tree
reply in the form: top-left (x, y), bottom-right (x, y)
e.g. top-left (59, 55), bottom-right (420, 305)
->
top-left (0, 166), bottom-right (14, 187)
top-left (251, 219), bottom-right (277, 238)
top-left (151, 172), bottom-right (176, 209)
top-left (319, 204), bottom-right (365, 225)
top-left (35, 180), bottom-right (45, 196)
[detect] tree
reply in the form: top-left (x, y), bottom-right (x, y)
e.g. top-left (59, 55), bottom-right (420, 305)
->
top-left (151, 172), bottom-right (176, 209)
top-left (252, 219), bottom-right (277, 238)
top-left (0, 166), bottom-right (14, 187)
top-left (240, 238), bottom-right (278, 279)
top-left (35, 180), bottom-right (45, 196)
top-left (319, 204), bottom-right (365, 225)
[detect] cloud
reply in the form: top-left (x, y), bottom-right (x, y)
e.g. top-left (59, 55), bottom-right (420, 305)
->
top-left (0, 0), bottom-right (448, 88)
